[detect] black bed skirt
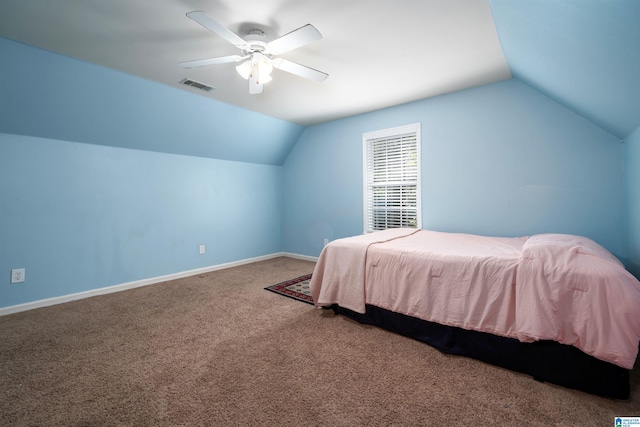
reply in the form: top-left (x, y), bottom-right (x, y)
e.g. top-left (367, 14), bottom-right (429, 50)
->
top-left (331, 304), bottom-right (630, 399)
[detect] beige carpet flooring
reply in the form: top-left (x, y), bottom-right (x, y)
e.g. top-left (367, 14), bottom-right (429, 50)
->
top-left (1, 256), bottom-right (639, 426)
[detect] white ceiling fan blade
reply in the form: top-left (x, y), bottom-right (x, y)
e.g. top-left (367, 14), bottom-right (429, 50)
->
top-left (272, 58), bottom-right (328, 82)
top-left (249, 75), bottom-right (263, 94)
top-left (267, 24), bottom-right (322, 54)
top-left (186, 11), bottom-right (248, 48)
top-left (179, 55), bottom-right (247, 69)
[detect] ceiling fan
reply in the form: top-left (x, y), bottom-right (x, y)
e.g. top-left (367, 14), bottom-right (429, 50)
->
top-left (180, 11), bottom-right (328, 94)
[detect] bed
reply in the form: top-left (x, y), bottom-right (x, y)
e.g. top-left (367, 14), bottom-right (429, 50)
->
top-left (309, 228), bottom-right (640, 399)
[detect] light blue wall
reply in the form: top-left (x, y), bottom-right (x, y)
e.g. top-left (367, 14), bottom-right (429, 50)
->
top-left (0, 36), bottom-right (290, 309)
top-left (283, 79), bottom-right (625, 259)
top-left (624, 126), bottom-right (640, 277)
top-left (0, 37), bottom-right (304, 166)
top-left (0, 133), bottom-right (282, 308)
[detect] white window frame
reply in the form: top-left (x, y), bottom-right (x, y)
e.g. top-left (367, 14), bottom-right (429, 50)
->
top-left (362, 123), bottom-right (422, 234)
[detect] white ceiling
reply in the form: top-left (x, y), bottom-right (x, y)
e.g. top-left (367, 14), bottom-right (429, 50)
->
top-left (0, 0), bottom-right (511, 126)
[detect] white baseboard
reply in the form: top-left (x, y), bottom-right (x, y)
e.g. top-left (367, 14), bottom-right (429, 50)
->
top-left (0, 252), bottom-right (317, 316)
top-left (282, 252), bottom-right (319, 262)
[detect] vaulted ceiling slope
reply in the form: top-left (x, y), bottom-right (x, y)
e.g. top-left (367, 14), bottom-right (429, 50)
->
top-left (490, 0), bottom-right (640, 139)
top-left (0, 1), bottom-right (638, 139)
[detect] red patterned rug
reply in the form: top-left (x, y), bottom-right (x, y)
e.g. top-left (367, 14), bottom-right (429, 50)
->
top-left (264, 274), bottom-right (314, 305)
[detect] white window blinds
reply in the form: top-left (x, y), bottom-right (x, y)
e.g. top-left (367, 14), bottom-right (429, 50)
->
top-left (363, 123), bottom-right (421, 233)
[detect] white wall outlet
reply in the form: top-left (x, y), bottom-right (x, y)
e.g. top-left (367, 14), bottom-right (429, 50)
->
top-left (11, 268), bottom-right (25, 284)
top-left (324, 238), bottom-right (329, 247)
top-left (199, 245), bottom-right (206, 254)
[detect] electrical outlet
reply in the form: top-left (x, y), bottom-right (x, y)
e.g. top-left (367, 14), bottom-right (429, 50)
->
top-left (11, 268), bottom-right (25, 284)
top-left (199, 245), bottom-right (206, 254)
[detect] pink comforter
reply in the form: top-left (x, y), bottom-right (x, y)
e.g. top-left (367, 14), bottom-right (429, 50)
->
top-left (309, 229), bottom-right (640, 369)
top-left (310, 228), bottom-right (420, 313)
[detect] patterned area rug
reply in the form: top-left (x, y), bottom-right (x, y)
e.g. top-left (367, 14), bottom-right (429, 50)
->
top-left (264, 274), bottom-right (314, 305)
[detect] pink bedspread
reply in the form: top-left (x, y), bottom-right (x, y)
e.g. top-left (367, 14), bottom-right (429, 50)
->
top-left (309, 229), bottom-right (640, 369)
top-left (515, 234), bottom-right (640, 369)
top-left (310, 228), bottom-right (420, 313)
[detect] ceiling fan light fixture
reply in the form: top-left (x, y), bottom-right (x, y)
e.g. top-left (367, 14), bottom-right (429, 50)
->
top-left (236, 53), bottom-right (273, 83)
top-left (236, 60), bottom-right (252, 79)
top-left (257, 57), bottom-right (273, 78)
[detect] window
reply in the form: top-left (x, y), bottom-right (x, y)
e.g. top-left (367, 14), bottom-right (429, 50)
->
top-left (363, 123), bottom-right (421, 233)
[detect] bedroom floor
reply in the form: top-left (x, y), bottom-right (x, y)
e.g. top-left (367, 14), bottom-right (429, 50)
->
top-left (0, 256), bottom-right (638, 426)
